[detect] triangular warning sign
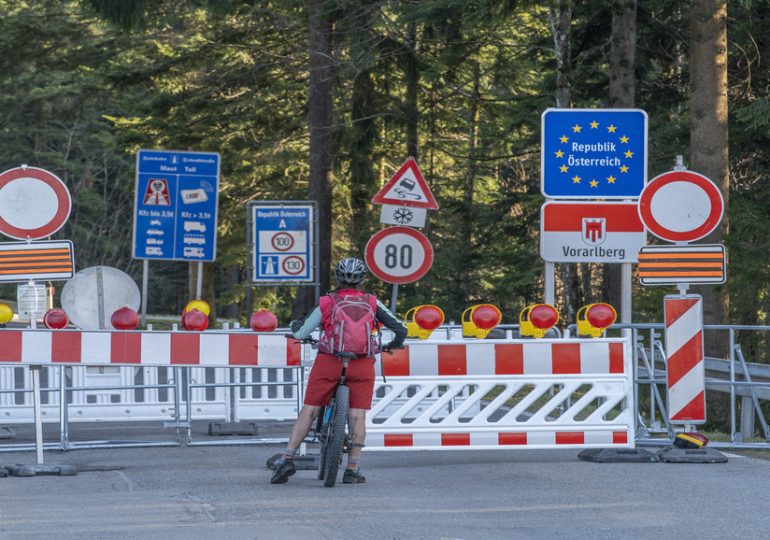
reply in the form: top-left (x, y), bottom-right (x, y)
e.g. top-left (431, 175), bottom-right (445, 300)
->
top-left (371, 157), bottom-right (439, 210)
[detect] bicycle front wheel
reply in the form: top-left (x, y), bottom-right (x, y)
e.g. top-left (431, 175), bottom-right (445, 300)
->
top-left (323, 385), bottom-right (349, 488)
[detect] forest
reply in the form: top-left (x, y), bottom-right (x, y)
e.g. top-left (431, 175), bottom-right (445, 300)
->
top-left (0, 0), bottom-right (764, 341)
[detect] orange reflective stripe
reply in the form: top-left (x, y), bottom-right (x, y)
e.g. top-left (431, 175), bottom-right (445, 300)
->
top-left (638, 252), bottom-right (723, 259)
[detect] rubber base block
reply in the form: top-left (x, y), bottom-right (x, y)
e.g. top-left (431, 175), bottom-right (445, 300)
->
top-left (0, 466), bottom-right (7, 477)
top-left (266, 453), bottom-right (319, 471)
top-left (5, 464), bottom-right (78, 477)
top-left (657, 446), bottom-right (728, 463)
top-left (578, 448), bottom-right (660, 463)
top-left (208, 421), bottom-right (258, 436)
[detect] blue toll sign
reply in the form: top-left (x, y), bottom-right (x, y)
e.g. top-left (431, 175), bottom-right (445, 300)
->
top-left (541, 109), bottom-right (647, 199)
top-left (250, 203), bottom-right (316, 283)
top-left (133, 150), bottom-right (219, 261)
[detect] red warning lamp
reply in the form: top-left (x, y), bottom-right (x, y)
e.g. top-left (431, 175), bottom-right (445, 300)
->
top-left (587, 303), bottom-right (616, 329)
top-left (111, 307), bottom-right (140, 330)
top-left (414, 305), bottom-right (444, 331)
top-left (519, 304), bottom-right (559, 338)
top-left (471, 305), bottom-right (502, 330)
top-left (43, 308), bottom-right (69, 329)
top-left (250, 309), bottom-right (278, 332)
top-left (462, 304), bottom-right (502, 338)
top-left (530, 305), bottom-right (559, 329)
top-left (183, 309), bottom-right (209, 331)
top-left (577, 303), bottom-right (617, 338)
top-left (405, 305), bottom-right (444, 340)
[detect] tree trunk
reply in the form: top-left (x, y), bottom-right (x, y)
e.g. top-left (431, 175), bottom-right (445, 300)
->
top-left (348, 5), bottom-right (377, 255)
top-left (549, 0), bottom-right (578, 322)
top-left (689, 0), bottom-right (729, 356)
top-left (294, 0), bottom-right (334, 317)
top-left (405, 20), bottom-right (419, 160)
top-left (603, 0), bottom-right (637, 313)
top-left (456, 61), bottom-right (481, 307)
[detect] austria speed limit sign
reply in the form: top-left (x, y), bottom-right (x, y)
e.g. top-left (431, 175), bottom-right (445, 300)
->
top-left (365, 226), bottom-right (434, 284)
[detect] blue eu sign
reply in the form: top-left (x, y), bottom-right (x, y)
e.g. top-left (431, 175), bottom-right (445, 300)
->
top-left (541, 109), bottom-right (647, 199)
top-left (132, 150), bottom-right (220, 261)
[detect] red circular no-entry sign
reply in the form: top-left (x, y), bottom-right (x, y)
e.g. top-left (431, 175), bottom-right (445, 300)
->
top-left (365, 226), bottom-right (434, 284)
top-left (638, 170), bottom-right (723, 243)
top-left (0, 166), bottom-right (71, 240)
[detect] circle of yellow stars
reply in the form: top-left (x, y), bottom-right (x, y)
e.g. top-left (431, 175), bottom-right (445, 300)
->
top-left (553, 121), bottom-right (633, 188)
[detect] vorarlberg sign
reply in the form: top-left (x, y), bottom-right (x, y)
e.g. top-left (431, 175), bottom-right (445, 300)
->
top-left (540, 201), bottom-right (646, 263)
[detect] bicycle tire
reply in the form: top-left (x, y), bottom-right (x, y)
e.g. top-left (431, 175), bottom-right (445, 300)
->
top-left (323, 384), bottom-right (349, 488)
top-left (317, 406), bottom-right (329, 481)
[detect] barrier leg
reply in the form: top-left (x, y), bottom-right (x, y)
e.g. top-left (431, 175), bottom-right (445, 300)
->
top-left (4, 366), bottom-right (78, 477)
top-left (31, 366), bottom-right (44, 465)
top-left (740, 396), bottom-right (754, 441)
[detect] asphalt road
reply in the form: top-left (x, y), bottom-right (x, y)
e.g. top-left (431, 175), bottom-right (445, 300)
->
top-left (1, 430), bottom-right (770, 540)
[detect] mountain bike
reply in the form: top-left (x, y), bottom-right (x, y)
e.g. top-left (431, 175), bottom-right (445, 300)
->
top-left (293, 335), bottom-right (400, 487)
top-left (315, 350), bottom-right (356, 488)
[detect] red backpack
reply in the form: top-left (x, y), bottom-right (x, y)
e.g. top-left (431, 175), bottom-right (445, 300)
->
top-left (319, 292), bottom-right (379, 357)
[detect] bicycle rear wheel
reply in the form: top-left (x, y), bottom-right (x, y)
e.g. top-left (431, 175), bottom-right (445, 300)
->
top-left (323, 385), bottom-right (349, 488)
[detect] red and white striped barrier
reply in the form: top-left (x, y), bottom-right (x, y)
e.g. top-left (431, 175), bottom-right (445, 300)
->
top-left (381, 339), bottom-right (627, 377)
top-left (367, 429), bottom-right (629, 450)
top-left (0, 330), bottom-right (301, 367)
top-left (0, 329), bottom-right (635, 452)
top-left (664, 295), bottom-right (706, 423)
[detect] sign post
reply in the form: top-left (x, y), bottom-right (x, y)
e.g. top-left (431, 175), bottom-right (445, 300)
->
top-left (132, 149), bottom-right (220, 319)
top-left (371, 158), bottom-right (439, 311)
top-left (0, 165), bottom-right (76, 472)
top-left (636, 158), bottom-right (726, 430)
top-left (540, 108), bottom-right (648, 323)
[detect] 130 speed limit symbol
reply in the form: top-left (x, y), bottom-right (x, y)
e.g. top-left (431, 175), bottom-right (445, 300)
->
top-left (364, 226), bottom-right (434, 284)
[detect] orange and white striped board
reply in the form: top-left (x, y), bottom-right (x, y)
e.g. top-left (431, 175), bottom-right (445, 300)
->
top-left (638, 244), bottom-right (726, 285)
top-left (0, 240), bottom-right (75, 282)
top-left (0, 330), bottom-right (301, 367)
top-left (665, 294), bottom-right (706, 423)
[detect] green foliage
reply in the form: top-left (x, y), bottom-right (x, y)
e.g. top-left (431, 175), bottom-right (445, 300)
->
top-left (0, 0), bottom-right (766, 331)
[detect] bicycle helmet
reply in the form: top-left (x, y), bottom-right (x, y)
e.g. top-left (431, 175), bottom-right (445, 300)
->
top-left (334, 257), bottom-right (367, 285)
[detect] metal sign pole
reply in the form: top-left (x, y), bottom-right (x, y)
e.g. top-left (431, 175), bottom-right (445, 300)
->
top-left (390, 284), bottom-right (399, 313)
top-left (544, 262), bottom-right (555, 304)
top-left (621, 262), bottom-right (632, 337)
top-left (141, 260), bottom-right (149, 326)
top-left (196, 262), bottom-right (203, 299)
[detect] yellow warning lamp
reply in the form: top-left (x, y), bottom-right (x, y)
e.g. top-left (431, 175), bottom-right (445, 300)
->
top-left (462, 304), bottom-right (502, 339)
top-left (184, 299), bottom-right (211, 316)
top-left (0, 303), bottom-right (14, 325)
top-left (519, 304), bottom-right (559, 338)
top-left (404, 305), bottom-right (444, 340)
top-left (576, 303), bottom-right (617, 338)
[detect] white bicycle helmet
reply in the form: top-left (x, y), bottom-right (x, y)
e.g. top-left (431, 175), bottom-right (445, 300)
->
top-left (334, 257), bottom-right (367, 284)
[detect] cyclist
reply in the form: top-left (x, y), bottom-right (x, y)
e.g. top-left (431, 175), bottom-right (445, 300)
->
top-left (271, 257), bottom-right (407, 485)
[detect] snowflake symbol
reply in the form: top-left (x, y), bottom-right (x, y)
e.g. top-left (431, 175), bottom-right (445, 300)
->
top-left (393, 207), bottom-right (414, 224)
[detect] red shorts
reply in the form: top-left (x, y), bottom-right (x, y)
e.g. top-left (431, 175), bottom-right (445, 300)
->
top-left (304, 353), bottom-right (375, 410)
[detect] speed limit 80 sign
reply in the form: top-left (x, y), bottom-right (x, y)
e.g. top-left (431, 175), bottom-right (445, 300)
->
top-left (365, 226), bottom-right (434, 284)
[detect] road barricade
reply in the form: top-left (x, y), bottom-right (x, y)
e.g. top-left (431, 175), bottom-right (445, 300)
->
top-left (0, 328), bottom-right (634, 453)
top-left (365, 338), bottom-right (634, 450)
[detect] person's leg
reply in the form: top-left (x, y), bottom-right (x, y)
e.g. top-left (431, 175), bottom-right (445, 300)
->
top-left (347, 407), bottom-right (366, 469)
top-left (281, 405), bottom-right (321, 458)
top-left (271, 353), bottom-right (338, 484)
top-left (343, 358), bottom-right (375, 484)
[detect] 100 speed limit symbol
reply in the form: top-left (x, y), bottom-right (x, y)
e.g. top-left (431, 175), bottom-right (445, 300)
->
top-left (364, 226), bottom-right (434, 284)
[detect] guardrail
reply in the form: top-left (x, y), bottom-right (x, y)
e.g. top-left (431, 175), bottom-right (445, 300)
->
top-left (608, 323), bottom-right (770, 448)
